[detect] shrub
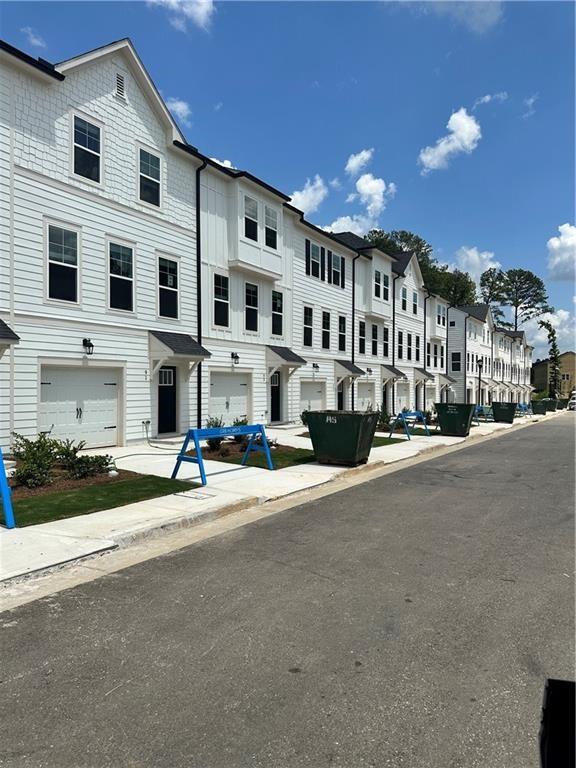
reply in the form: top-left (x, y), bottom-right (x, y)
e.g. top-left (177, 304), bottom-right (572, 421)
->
top-left (232, 417), bottom-right (248, 443)
top-left (205, 415), bottom-right (225, 451)
top-left (11, 432), bottom-right (57, 488)
top-left (54, 438), bottom-right (86, 469)
top-left (378, 408), bottom-right (391, 428)
top-left (68, 454), bottom-right (112, 480)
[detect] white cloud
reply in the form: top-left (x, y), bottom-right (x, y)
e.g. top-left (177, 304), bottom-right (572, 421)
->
top-left (345, 148), bottom-right (374, 177)
top-left (355, 173), bottom-right (396, 218)
top-left (345, 193), bottom-right (357, 203)
top-left (323, 214), bottom-right (375, 237)
top-left (524, 308), bottom-right (576, 359)
top-left (21, 26), bottom-right (46, 48)
top-left (329, 177), bottom-right (342, 190)
top-left (428, 1), bottom-right (504, 34)
top-left (210, 157), bottom-right (235, 169)
top-left (290, 175), bottom-right (328, 215)
top-left (472, 91), bottom-right (508, 110)
top-left (214, 101), bottom-right (223, 112)
top-left (147, 0), bottom-right (215, 31)
top-left (547, 223), bottom-right (576, 281)
top-left (451, 245), bottom-right (501, 287)
top-left (522, 93), bottom-right (539, 119)
top-left (165, 97), bottom-right (192, 127)
top-left (418, 107), bottom-right (481, 175)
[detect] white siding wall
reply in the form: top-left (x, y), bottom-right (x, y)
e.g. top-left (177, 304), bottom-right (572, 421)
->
top-left (392, 260), bottom-right (426, 411)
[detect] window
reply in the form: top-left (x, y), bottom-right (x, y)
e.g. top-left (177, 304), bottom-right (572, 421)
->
top-left (412, 291), bottom-right (418, 315)
top-left (214, 274), bottom-right (229, 327)
top-left (382, 273), bottom-right (389, 301)
top-left (331, 254), bottom-right (344, 287)
top-left (48, 224), bottom-right (78, 303)
top-left (73, 116), bottom-right (100, 183)
top-left (383, 327), bottom-right (389, 357)
top-left (159, 368), bottom-right (173, 386)
top-left (322, 311), bottom-right (330, 350)
top-left (437, 304), bottom-right (446, 326)
top-left (137, 150), bottom-right (162, 207)
top-left (338, 316), bottom-right (346, 352)
top-left (109, 242), bottom-right (133, 312)
top-left (310, 243), bottom-right (321, 278)
top-left (303, 306), bottom-right (313, 347)
top-left (244, 196), bottom-right (258, 241)
top-left (245, 282), bottom-right (258, 331)
top-left (158, 257), bottom-right (178, 318)
top-left (371, 324), bottom-right (378, 356)
top-left (415, 335), bottom-right (420, 362)
top-left (449, 320), bottom-right (455, 327)
top-left (359, 321), bottom-right (366, 355)
top-left (374, 270), bottom-right (381, 298)
top-left (398, 331), bottom-right (403, 360)
top-left (427, 342), bottom-right (431, 368)
top-left (272, 290), bottom-right (283, 336)
top-left (440, 345), bottom-right (445, 368)
top-left (451, 352), bottom-right (461, 372)
top-left (407, 333), bottom-right (412, 361)
top-left (265, 206), bottom-right (278, 249)
top-left (401, 286), bottom-right (407, 311)
top-left (433, 344), bottom-right (438, 368)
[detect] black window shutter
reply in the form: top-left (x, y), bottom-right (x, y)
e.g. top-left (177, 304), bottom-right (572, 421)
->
top-left (305, 239), bottom-right (311, 275)
top-left (320, 247), bottom-right (326, 281)
top-left (327, 250), bottom-right (333, 284)
top-left (341, 256), bottom-right (345, 289)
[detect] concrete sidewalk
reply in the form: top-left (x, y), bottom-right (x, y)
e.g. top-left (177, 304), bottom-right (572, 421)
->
top-left (0, 412), bottom-right (557, 583)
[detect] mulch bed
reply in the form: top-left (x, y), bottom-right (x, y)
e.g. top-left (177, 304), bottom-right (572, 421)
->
top-left (187, 439), bottom-right (291, 461)
top-left (9, 468), bottom-right (139, 500)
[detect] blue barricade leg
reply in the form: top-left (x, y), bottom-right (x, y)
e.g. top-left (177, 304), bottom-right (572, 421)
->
top-left (171, 433), bottom-right (191, 479)
top-left (260, 427), bottom-right (274, 470)
top-left (194, 433), bottom-right (207, 486)
top-left (0, 448), bottom-right (16, 529)
top-left (241, 435), bottom-right (254, 466)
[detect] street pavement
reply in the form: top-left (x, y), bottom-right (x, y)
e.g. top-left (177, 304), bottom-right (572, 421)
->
top-left (1, 414), bottom-right (574, 767)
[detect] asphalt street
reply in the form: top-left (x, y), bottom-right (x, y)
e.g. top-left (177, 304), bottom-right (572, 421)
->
top-left (1, 415), bottom-right (574, 767)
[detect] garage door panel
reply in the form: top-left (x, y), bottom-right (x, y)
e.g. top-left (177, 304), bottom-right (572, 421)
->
top-left (357, 382), bottom-right (375, 411)
top-left (209, 373), bottom-right (250, 424)
top-left (300, 381), bottom-right (325, 412)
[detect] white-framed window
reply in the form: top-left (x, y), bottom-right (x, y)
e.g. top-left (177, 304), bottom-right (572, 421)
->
top-left (427, 342), bottom-right (431, 367)
top-left (359, 321), bottom-right (366, 355)
top-left (73, 115), bottom-right (101, 183)
top-left (214, 273), bottom-right (229, 327)
top-left (322, 311), bottom-right (331, 350)
top-left (244, 195), bottom-right (258, 242)
top-left (158, 256), bottom-right (179, 319)
top-left (415, 335), bottom-right (420, 362)
top-left (407, 333), bottom-right (413, 361)
top-left (398, 331), bottom-right (403, 359)
top-left (331, 254), bottom-right (343, 286)
top-left (109, 241), bottom-right (134, 312)
top-left (437, 304), bottom-right (446, 326)
top-left (338, 316), bottom-right (346, 352)
top-left (245, 282), bottom-right (258, 331)
top-left (433, 344), bottom-right (438, 367)
top-left (303, 306), bottom-right (313, 347)
top-left (310, 243), bottom-right (321, 278)
top-left (440, 345), bottom-right (445, 368)
top-left (139, 148), bottom-right (161, 207)
top-left (374, 270), bottom-right (381, 298)
top-left (401, 286), bottom-right (407, 311)
top-left (159, 368), bottom-right (174, 386)
top-left (412, 291), bottom-right (418, 315)
top-left (47, 223), bottom-right (79, 303)
top-left (382, 273), bottom-right (389, 301)
top-left (452, 352), bottom-right (461, 372)
top-left (265, 206), bottom-right (278, 249)
top-left (272, 290), bottom-right (283, 336)
top-left (371, 324), bottom-right (378, 356)
top-left (383, 326), bottom-right (389, 357)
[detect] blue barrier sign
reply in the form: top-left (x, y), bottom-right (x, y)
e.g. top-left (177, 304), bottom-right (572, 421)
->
top-left (171, 424), bottom-right (274, 486)
top-left (388, 410), bottom-right (430, 441)
top-left (0, 446), bottom-right (16, 529)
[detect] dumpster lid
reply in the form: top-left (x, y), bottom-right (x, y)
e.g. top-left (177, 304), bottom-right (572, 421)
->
top-left (381, 365), bottom-right (407, 381)
top-left (266, 345), bottom-right (307, 368)
top-left (335, 360), bottom-right (365, 377)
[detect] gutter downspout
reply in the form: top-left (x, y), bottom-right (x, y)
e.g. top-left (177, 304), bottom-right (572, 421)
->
top-left (464, 314), bottom-right (469, 403)
top-left (350, 253), bottom-right (361, 411)
top-left (422, 289), bottom-right (431, 412)
top-left (195, 158), bottom-right (207, 428)
top-left (391, 274), bottom-right (400, 413)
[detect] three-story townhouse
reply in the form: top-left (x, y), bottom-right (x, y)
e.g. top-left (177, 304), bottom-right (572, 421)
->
top-left (0, 39), bottom-right (209, 448)
top-left (493, 329), bottom-right (533, 403)
top-left (425, 294), bottom-right (454, 407)
top-left (447, 305), bottom-right (495, 404)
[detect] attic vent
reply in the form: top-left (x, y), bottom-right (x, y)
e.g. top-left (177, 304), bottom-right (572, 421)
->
top-left (115, 73), bottom-right (125, 99)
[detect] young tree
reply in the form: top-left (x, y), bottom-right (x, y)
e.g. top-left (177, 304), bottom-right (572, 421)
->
top-left (441, 269), bottom-right (477, 307)
top-left (538, 319), bottom-right (561, 397)
top-left (501, 269), bottom-right (552, 330)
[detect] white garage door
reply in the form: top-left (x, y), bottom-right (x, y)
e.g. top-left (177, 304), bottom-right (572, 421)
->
top-left (300, 381), bottom-right (325, 413)
top-left (39, 367), bottom-right (120, 448)
top-left (396, 382), bottom-right (410, 413)
top-left (357, 382), bottom-right (375, 411)
top-left (209, 372), bottom-right (250, 424)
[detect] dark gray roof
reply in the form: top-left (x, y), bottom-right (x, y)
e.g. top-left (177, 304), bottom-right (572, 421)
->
top-left (331, 231), bottom-right (374, 252)
top-left (457, 304), bottom-right (490, 322)
top-left (336, 359), bottom-right (365, 376)
top-left (0, 40), bottom-right (65, 81)
top-left (495, 327), bottom-right (525, 339)
top-left (391, 250), bottom-right (415, 276)
top-left (150, 331), bottom-right (210, 358)
top-left (0, 319), bottom-right (19, 343)
top-left (267, 346), bottom-right (307, 365)
top-left (381, 364), bottom-right (406, 379)
top-left (440, 374), bottom-right (457, 384)
top-left (414, 367), bottom-right (434, 381)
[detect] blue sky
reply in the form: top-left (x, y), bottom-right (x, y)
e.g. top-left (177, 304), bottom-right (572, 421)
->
top-left (2, 0), bottom-right (575, 354)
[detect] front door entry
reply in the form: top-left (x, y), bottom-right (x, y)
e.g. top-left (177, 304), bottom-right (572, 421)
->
top-left (158, 366), bottom-right (177, 433)
top-left (337, 381), bottom-right (344, 410)
top-left (270, 372), bottom-right (281, 422)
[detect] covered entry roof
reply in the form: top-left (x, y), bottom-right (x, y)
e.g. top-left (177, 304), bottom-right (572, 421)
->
top-left (414, 367), bottom-right (434, 382)
top-left (149, 331), bottom-right (211, 359)
top-left (438, 374), bottom-right (457, 387)
top-left (0, 319), bottom-right (19, 344)
top-left (266, 346), bottom-right (307, 367)
top-left (381, 365), bottom-right (407, 381)
top-left (335, 360), bottom-right (365, 377)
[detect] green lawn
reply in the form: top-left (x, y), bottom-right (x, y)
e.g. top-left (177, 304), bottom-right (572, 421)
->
top-left (372, 436), bottom-right (405, 447)
top-left (11, 475), bottom-right (196, 528)
top-left (215, 446), bottom-right (316, 470)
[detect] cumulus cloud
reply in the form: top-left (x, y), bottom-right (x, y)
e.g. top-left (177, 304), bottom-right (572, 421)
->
top-left (524, 308), bottom-right (576, 360)
top-left (547, 223), bottom-right (576, 281)
top-left (214, 101), bottom-right (223, 112)
top-left (210, 157), bottom-right (235, 169)
top-left (472, 91), bottom-right (508, 110)
top-left (329, 177), bottom-right (342, 190)
top-left (165, 97), bottom-right (192, 127)
top-left (418, 107), bottom-right (481, 175)
top-left (147, 0), bottom-right (215, 31)
top-left (451, 245), bottom-right (501, 287)
top-left (324, 174), bottom-right (396, 236)
top-left (345, 148), bottom-right (374, 177)
top-left (323, 214), bottom-right (375, 237)
top-left (522, 93), bottom-right (539, 119)
top-left (21, 26), bottom-right (46, 48)
top-left (428, 1), bottom-right (504, 34)
top-left (290, 175), bottom-right (328, 215)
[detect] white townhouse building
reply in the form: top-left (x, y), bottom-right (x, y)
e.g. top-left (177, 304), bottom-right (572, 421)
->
top-left (493, 328), bottom-right (533, 403)
top-left (0, 39), bottom-right (210, 448)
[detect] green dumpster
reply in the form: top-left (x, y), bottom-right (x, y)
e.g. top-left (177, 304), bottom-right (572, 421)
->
top-left (434, 403), bottom-right (476, 436)
top-left (542, 399), bottom-right (558, 412)
top-left (558, 398), bottom-right (569, 409)
top-left (531, 400), bottom-right (547, 415)
top-left (491, 401), bottom-right (516, 423)
top-left (305, 410), bottom-right (379, 466)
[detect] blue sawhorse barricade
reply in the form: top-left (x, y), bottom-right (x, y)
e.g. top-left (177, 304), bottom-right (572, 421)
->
top-left (388, 410), bottom-right (430, 441)
top-left (171, 424), bottom-right (274, 486)
top-left (0, 446), bottom-right (16, 529)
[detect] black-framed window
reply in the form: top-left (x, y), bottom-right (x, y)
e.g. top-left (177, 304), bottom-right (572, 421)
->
top-left (407, 333), bottom-right (412, 361)
top-left (452, 352), bottom-right (461, 372)
top-left (245, 282), bottom-right (258, 331)
top-left (412, 291), bottom-right (418, 315)
top-left (272, 290), bottom-right (283, 336)
top-left (382, 273), bottom-right (389, 301)
top-left (401, 287), bottom-right (407, 311)
top-left (214, 273), bottom-right (229, 327)
top-left (322, 311), bottom-right (330, 350)
top-left (427, 342), bottom-right (431, 367)
top-left (303, 306), bottom-right (313, 347)
top-left (433, 344), bottom-right (438, 367)
top-left (415, 335), bottom-right (420, 362)
top-left (109, 242), bottom-right (133, 312)
top-left (158, 257), bottom-right (178, 318)
top-left (383, 327), bottom-right (389, 357)
top-left (73, 116), bottom-right (100, 182)
top-left (374, 270), bottom-right (381, 298)
top-left (338, 316), bottom-right (346, 352)
top-left (359, 321), bottom-right (366, 355)
top-left (331, 254), bottom-right (343, 286)
top-left (440, 345), bottom-right (445, 368)
top-left (310, 243), bottom-right (321, 278)
top-left (139, 149), bottom-right (161, 207)
top-left (48, 224), bottom-right (78, 302)
top-left (244, 196), bottom-right (258, 241)
top-left (371, 324), bottom-right (378, 356)
top-left (265, 206), bottom-right (278, 250)
top-left (398, 331), bottom-right (403, 360)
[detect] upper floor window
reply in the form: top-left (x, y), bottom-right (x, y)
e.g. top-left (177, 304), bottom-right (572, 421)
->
top-left (451, 352), bottom-right (461, 372)
top-left (415, 335), bottom-right (420, 362)
top-left (401, 287), bottom-right (407, 311)
top-left (265, 206), bottom-right (278, 250)
top-left (407, 333), bottom-right (413, 361)
top-left (310, 243), bottom-right (321, 278)
top-left (139, 149), bottom-right (161, 207)
top-left (437, 304), bottom-right (446, 326)
top-left (412, 292), bottom-right (418, 315)
top-left (214, 273), bottom-right (229, 327)
top-left (48, 224), bottom-right (78, 303)
top-left (245, 282), bottom-right (258, 331)
top-left (398, 331), bottom-right (403, 359)
top-left (359, 321), bottom-right (366, 355)
top-left (374, 270), bottom-right (381, 298)
top-left (303, 306), bottom-right (313, 347)
top-left (322, 312), bottom-right (331, 350)
top-left (433, 344), bottom-right (438, 367)
top-left (158, 256), bottom-right (178, 318)
top-left (382, 273), bottom-right (389, 301)
top-left (338, 316), bottom-right (346, 352)
top-left (73, 116), bottom-right (100, 183)
top-left (371, 324), bottom-right (378, 356)
top-left (109, 242), bottom-right (133, 312)
top-left (383, 327), bottom-right (389, 358)
top-left (272, 290), bottom-right (283, 336)
top-left (244, 196), bottom-right (258, 242)
top-left (427, 343), bottom-right (431, 367)
top-left (329, 252), bottom-right (344, 287)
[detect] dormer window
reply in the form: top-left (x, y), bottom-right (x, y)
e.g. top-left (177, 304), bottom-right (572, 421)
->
top-left (244, 196), bottom-right (258, 241)
top-left (265, 206), bottom-right (277, 249)
top-left (73, 116), bottom-right (101, 183)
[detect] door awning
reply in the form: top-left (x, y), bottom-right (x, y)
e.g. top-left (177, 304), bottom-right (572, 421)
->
top-left (438, 374), bottom-right (457, 388)
top-left (149, 331), bottom-right (211, 371)
top-left (414, 367), bottom-right (434, 382)
top-left (0, 319), bottom-right (19, 345)
top-left (381, 365), bottom-right (407, 382)
top-left (335, 359), bottom-right (365, 378)
top-left (266, 345), bottom-right (307, 368)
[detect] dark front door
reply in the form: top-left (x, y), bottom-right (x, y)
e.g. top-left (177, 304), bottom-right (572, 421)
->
top-left (337, 382), bottom-right (344, 410)
top-left (158, 366), bottom-right (177, 433)
top-left (270, 372), bottom-right (281, 422)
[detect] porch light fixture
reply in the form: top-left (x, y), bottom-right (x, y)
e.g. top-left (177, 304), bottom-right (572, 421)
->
top-left (82, 338), bottom-right (94, 356)
top-left (231, 352), bottom-right (240, 364)
top-left (366, 368), bottom-right (373, 375)
top-left (312, 363), bottom-right (320, 371)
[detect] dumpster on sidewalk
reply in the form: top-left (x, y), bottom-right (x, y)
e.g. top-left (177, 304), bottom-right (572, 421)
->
top-left (542, 398), bottom-right (558, 412)
top-left (531, 400), bottom-right (547, 415)
top-left (434, 403), bottom-right (476, 437)
top-left (491, 401), bottom-right (516, 423)
top-left (558, 398), bottom-right (569, 409)
top-left (305, 410), bottom-right (379, 466)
